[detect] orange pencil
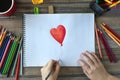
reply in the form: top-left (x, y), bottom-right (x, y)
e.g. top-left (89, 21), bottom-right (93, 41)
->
top-left (101, 23), bottom-right (120, 46)
top-left (15, 54), bottom-right (21, 80)
top-left (107, 32), bottom-right (120, 46)
top-left (102, 23), bottom-right (120, 39)
top-left (95, 24), bottom-right (103, 58)
top-left (100, 24), bottom-right (120, 43)
top-left (0, 29), bottom-right (7, 46)
top-left (0, 28), bottom-right (4, 40)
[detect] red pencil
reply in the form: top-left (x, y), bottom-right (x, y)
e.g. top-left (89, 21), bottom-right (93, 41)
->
top-left (97, 29), bottom-right (112, 62)
top-left (15, 54), bottom-right (21, 80)
top-left (101, 31), bottom-right (117, 62)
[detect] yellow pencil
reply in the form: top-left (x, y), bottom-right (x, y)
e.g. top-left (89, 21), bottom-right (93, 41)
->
top-left (105, 0), bottom-right (112, 4)
top-left (109, 0), bottom-right (120, 8)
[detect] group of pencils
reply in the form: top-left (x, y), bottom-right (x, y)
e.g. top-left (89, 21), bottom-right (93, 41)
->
top-left (0, 26), bottom-right (22, 80)
top-left (96, 0), bottom-right (120, 10)
top-left (95, 23), bottom-right (120, 62)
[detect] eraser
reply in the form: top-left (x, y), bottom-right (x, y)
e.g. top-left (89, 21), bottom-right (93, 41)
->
top-left (90, 2), bottom-right (104, 16)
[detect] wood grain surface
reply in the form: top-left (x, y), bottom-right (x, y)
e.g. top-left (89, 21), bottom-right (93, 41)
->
top-left (0, 0), bottom-right (120, 80)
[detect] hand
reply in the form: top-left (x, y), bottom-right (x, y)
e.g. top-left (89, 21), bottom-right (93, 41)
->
top-left (41, 60), bottom-right (60, 80)
top-left (78, 51), bottom-right (110, 80)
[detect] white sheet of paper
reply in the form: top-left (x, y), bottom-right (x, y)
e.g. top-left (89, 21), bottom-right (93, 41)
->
top-left (24, 14), bottom-right (95, 67)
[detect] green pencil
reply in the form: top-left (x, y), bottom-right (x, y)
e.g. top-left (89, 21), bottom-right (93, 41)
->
top-left (2, 37), bottom-right (19, 74)
top-left (11, 37), bottom-right (22, 76)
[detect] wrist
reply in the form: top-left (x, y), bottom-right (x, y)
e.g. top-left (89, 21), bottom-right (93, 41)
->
top-left (107, 74), bottom-right (115, 80)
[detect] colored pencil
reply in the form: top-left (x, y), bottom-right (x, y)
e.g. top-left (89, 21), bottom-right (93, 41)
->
top-left (11, 38), bottom-right (23, 76)
top-left (107, 32), bottom-right (120, 46)
top-left (96, 0), bottom-right (99, 4)
top-left (15, 54), bottom-right (21, 80)
top-left (97, 29), bottom-right (112, 62)
top-left (0, 38), bottom-right (14, 73)
top-left (7, 42), bottom-right (19, 77)
top-left (20, 48), bottom-right (23, 75)
top-left (102, 23), bottom-right (120, 39)
top-left (0, 36), bottom-right (12, 69)
top-left (100, 24), bottom-right (120, 43)
top-left (7, 46), bottom-right (18, 77)
top-left (2, 37), bottom-right (19, 74)
top-left (105, 0), bottom-right (112, 4)
top-left (95, 25), bottom-right (103, 58)
top-left (101, 24), bottom-right (120, 46)
top-left (0, 35), bottom-right (10, 61)
top-left (0, 27), bottom-right (4, 40)
top-left (109, 1), bottom-right (120, 8)
top-left (101, 31), bottom-right (117, 62)
top-left (0, 29), bottom-right (7, 47)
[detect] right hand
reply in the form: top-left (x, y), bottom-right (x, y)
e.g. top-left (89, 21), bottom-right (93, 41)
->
top-left (41, 60), bottom-right (60, 80)
top-left (78, 51), bottom-right (110, 80)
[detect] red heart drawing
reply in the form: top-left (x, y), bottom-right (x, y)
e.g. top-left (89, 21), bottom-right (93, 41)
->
top-left (50, 25), bottom-right (66, 46)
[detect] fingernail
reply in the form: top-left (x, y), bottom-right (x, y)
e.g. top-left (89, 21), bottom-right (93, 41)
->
top-left (81, 53), bottom-right (84, 57)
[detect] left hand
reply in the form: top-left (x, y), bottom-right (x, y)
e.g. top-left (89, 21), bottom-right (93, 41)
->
top-left (78, 51), bottom-right (110, 80)
top-left (41, 60), bottom-right (60, 80)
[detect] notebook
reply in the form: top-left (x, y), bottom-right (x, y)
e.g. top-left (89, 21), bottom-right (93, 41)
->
top-left (23, 14), bottom-right (95, 67)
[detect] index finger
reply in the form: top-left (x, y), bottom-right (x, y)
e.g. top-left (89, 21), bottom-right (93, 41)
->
top-left (46, 60), bottom-right (56, 70)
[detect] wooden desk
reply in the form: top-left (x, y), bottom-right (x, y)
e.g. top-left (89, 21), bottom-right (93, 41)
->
top-left (0, 0), bottom-right (120, 80)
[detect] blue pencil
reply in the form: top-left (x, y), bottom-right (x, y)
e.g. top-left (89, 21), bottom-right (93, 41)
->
top-left (0, 35), bottom-right (10, 61)
top-left (0, 38), bottom-right (14, 73)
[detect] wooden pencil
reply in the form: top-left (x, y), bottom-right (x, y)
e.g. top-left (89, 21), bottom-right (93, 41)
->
top-left (97, 29), bottom-right (112, 62)
top-left (100, 24), bottom-right (120, 43)
top-left (0, 29), bottom-right (7, 47)
top-left (101, 31), bottom-right (117, 62)
top-left (95, 25), bottom-right (103, 58)
top-left (105, 0), bottom-right (112, 4)
top-left (109, 1), bottom-right (120, 8)
top-left (15, 54), bottom-right (21, 80)
top-left (102, 23), bottom-right (120, 39)
top-left (106, 31), bottom-right (120, 46)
